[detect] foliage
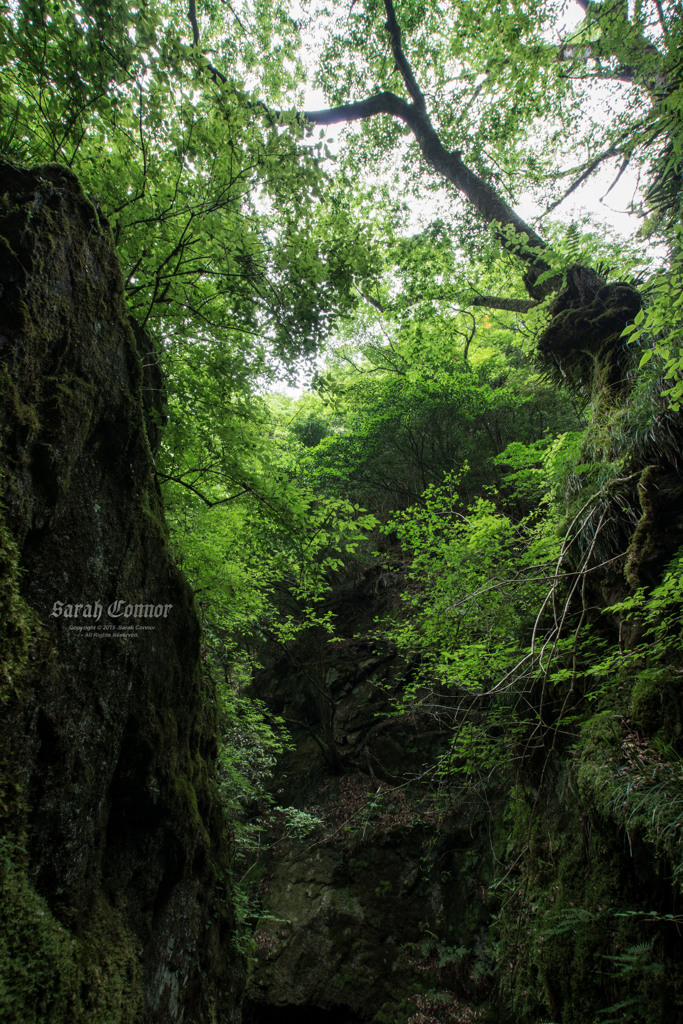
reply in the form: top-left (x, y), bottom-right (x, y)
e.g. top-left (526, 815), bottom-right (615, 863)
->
top-left (309, 0), bottom-right (610, 192)
top-left (623, 240), bottom-right (683, 409)
top-left (365, 427), bottom-right (597, 779)
top-left (491, 778), bottom-right (683, 1024)
top-left (6, 0), bottom-right (683, 1018)
top-left (294, 345), bottom-right (580, 515)
top-left (301, 0), bottom-right (681, 257)
top-left (1, 0), bottom-right (355, 362)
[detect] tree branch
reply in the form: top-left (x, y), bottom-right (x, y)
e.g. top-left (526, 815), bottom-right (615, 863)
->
top-left (470, 295), bottom-right (539, 312)
top-left (305, 94), bottom-right (558, 299)
top-left (383, 0), bottom-right (427, 111)
top-left (358, 287), bottom-right (538, 314)
top-left (653, 0), bottom-right (667, 33)
top-left (187, 0), bottom-right (229, 84)
top-left (357, 287), bottom-right (385, 312)
top-left (304, 91), bottom-right (410, 126)
top-left (601, 152), bottom-right (632, 200)
top-left (158, 472), bottom-right (250, 507)
top-left (187, 0), bottom-right (201, 44)
top-left (558, 0), bottom-right (668, 95)
top-left (556, 44), bottom-right (638, 85)
top-left (542, 144), bottom-right (620, 216)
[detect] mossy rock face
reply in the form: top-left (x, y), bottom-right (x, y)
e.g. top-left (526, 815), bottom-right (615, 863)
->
top-left (244, 579), bottom-right (495, 1023)
top-left (493, 767), bottom-right (683, 1024)
top-left (0, 161), bottom-right (241, 1023)
top-left (629, 668), bottom-right (683, 739)
top-left (625, 467), bottom-right (683, 589)
top-left (537, 266), bottom-right (642, 398)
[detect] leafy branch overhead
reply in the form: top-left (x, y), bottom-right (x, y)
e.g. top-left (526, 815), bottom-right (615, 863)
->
top-left (303, 0), bottom-right (559, 299)
top-left (130, 0), bottom-right (677, 334)
top-left (2, 3), bottom-right (683, 1023)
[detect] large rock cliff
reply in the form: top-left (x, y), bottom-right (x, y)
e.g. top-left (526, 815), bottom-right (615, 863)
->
top-left (0, 161), bottom-right (240, 1023)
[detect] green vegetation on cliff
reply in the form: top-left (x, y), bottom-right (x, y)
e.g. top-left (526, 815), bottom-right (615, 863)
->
top-left (2, 0), bottom-right (683, 1022)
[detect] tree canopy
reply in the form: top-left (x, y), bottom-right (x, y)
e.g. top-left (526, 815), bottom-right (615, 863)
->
top-left (3, 0), bottom-right (681, 715)
top-left (3, 1), bottom-right (683, 1016)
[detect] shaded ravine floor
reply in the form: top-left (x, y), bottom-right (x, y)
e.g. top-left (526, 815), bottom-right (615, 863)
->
top-left (243, 1002), bottom-right (363, 1023)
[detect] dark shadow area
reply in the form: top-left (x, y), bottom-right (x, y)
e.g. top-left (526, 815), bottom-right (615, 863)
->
top-left (242, 1002), bottom-right (363, 1024)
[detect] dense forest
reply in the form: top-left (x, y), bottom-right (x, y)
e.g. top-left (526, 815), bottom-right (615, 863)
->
top-left (1, 0), bottom-right (683, 1021)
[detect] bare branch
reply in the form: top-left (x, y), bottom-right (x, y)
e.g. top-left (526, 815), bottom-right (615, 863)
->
top-left (653, 0), bottom-right (667, 32)
top-left (357, 287), bottom-right (386, 312)
top-left (600, 152), bottom-right (632, 200)
top-left (305, 91), bottom-right (409, 126)
top-left (158, 472), bottom-right (250, 507)
top-left (542, 145), bottom-right (620, 217)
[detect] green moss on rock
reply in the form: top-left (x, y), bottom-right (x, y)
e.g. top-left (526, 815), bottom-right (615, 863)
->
top-left (630, 668), bottom-right (682, 739)
top-left (0, 852), bottom-right (144, 1024)
top-left (492, 770), bottom-right (683, 1024)
top-left (0, 160), bottom-right (241, 1023)
top-left (537, 267), bottom-right (642, 399)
